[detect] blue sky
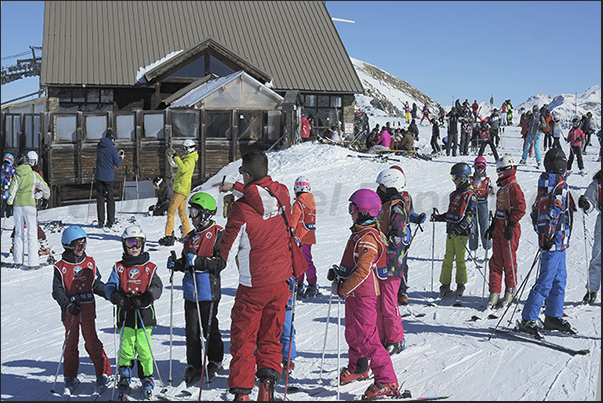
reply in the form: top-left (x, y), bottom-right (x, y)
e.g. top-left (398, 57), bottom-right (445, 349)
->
top-left (1, 1), bottom-right (601, 106)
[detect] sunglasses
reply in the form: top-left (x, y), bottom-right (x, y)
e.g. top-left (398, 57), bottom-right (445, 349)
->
top-left (189, 206), bottom-right (203, 219)
top-left (124, 237), bottom-right (144, 249)
top-left (238, 166), bottom-right (248, 175)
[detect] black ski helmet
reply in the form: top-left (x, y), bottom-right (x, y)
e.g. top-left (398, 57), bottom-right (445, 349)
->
top-left (15, 153), bottom-right (29, 166)
top-left (543, 148), bottom-right (567, 174)
top-left (450, 162), bottom-right (471, 182)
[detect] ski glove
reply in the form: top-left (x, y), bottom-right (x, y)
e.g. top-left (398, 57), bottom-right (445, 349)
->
top-left (430, 213), bottom-right (446, 222)
top-left (485, 221), bottom-right (496, 240)
top-left (132, 292), bottom-right (154, 310)
top-left (110, 291), bottom-right (132, 310)
top-left (411, 212), bottom-right (426, 224)
top-left (578, 195), bottom-right (591, 213)
top-left (5, 204), bottom-right (12, 218)
top-left (504, 221), bottom-right (516, 240)
top-left (167, 255), bottom-right (175, 270)
top-left (40, 199), bottom-right (49, 210)
top-left (66, 301), bottom-right (81, 316)
top-left (185, 253), bottom-right (197, 270)
top-left (542, 234), bottom-right (556, 251)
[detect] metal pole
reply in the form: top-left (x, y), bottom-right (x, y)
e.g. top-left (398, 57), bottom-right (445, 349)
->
top-left (50, 315), bottom-right (76, 394)
top-left (136, 310), bottom-right (167, 393)
top-left (317, 291), bottom-right (333, 385)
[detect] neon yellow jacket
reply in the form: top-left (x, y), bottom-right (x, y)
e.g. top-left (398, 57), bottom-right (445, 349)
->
top-left (172, 151), bottom-right (198, 197)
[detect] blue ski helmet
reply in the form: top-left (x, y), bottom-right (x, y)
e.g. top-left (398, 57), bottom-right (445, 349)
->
top-left (450, 162), bottom-right (471, 183)
top-left (3, 153), bottom-right (14, 167)
top-left (62, 225), bottom-right (87, 249)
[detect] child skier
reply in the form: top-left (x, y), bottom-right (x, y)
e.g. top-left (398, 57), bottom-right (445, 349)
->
top-left (519, 148), bottom-right (576, 337)
top-left (329, 189), bottom-right (400, 399)
top-left (484, 156), bottom-right (526, 309)
top-left (51, 225), bottom-right (112, 395)
top-left (1, 153), bottom-right (15, 218)
top-left (106, 225), bottom-right (163, 399)
top-left (578, 169), bottom-right (601, 305)
top-left (469, 157), bottom-right (494, 257)
top-left (166, 192), bottom-right (226, 385)
top-left (430, 162), bottom-right (477, 299)
top-left (375, 168), bottom-right (408, 355)
top-left (291, 176), bottom-right (319, 299)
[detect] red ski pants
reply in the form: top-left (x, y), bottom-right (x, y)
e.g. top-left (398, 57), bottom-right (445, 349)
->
top-left (376, 276), bottom-right (405, 345)
top-left (488, 221), bottom-right (521, 293)
top-left (62, 304), bottom-right (111, 378)
top-left (228, 281), bottom-right (288, 390)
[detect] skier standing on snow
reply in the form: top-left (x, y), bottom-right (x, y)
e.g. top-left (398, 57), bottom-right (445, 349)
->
top-left (94, 129), bottom-right (124, 229)
top-left (518, 148), bottom-right (576, 337)
top-left (147, 176), bottom-right (173, 216)
top-left (578, 169), bottom-right (601, 305)
top-left (1, 153), bottom-right (15, 219)
top-left (52, 225), bottom-right (112, 395)
top-left (519, 105), bottom-right (544, 168)
top-left (459, 108), bottom-right (474, 156)
top-left (404, 102), bottom-right (410, 123)
top-left (329, 188), bottom-right (400, 399)
top-left (375, 169), bottom-right (409, 355)
top-left (484, 156), bottom-right (526, 309)
top-left (106, 225), bottom-right (163, 399)
top-left (159, 139), bottom-right (198, 246)
top-left (7, 153), bottom-right (50, 270)
top-left (430, 120), bottom-right (441, 155)
top-left (566, 117), bottom-right (585, 175)
top-left (430, 163), bottom-right (477, 299)
top-left (408, 118), bottom-right (419, 141)
top-left (469, 157), bottom-right (494, 258)
top-left (419, 103), bottom-right (431, 125)
top-left (218, 150), bottom-right (292, 401)
top-left (445, 106), bottom-right (460, 157)
top-left (292, 176), bottom-right (319, 299)
top-left (167, 192), bottom-right (226, 384)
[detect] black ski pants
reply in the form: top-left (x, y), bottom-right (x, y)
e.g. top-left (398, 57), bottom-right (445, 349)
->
top-left (567, 145), bottom-right (584, 171)
top-left (459, 130), bottom-right (470, 155)
top-left (478, 137), bottom-right (499, 161)
top-left (184, 299), bottom-right (224, 368)
top-left (95, 180), bottom-right (115, 226)
top-left (430, 135), bottom-right (441, 154)
top-left (446, 130), bottom-right (458, 156)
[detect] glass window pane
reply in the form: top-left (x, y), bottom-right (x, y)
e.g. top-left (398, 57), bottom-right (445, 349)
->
top-left (56, 116), bottom-right (77, 142)
top-left (116, 114), bottom-right (135, 141)
top-left (143, 114), bottom-right (164, 139)
top-left (206, 112), bottom-right (230, 138)
top-left (59, 104), bottom-right (80, 113)
top-left (100, 89), bottom-right (113, 103)
top-left (58, 89), bottom-right (72, 102)
top-left (305, 95), bottom-right (316, 107)
top-left (318, 95), bottom-right (329, 107)
top-left (72, 89), bottom-right (85, 103)
top-left (85, 115), bottom-right (106, 140)
top-left (87, 89), bottom-right (100, 102)
top-left (172, 110), bottom-right (199, 138)
top-left (238, 112), bottom-right (263, 140)
top-left (266, 111), bottom-right (281, 141)
top-left (210, 55), bottom-right (235, 77)
top-left (330, 96), bottom-right (342, 108)
top-left (170, 55), bottom-right (206, 78)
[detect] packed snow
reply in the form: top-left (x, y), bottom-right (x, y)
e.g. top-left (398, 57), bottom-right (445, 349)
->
top-left (1, 120), bottom-right (600, 400)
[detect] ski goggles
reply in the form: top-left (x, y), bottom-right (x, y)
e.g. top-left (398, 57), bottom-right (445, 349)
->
top-left (124, 237), bottom-right (144, 249)
top-left (348, 202), bottom-right (359, 215)
top-left (71, 238), bottom-right (87, 250)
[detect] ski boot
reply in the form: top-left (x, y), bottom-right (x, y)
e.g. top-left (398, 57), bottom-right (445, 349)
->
top-left (397, 293), bottom-right (408, 305)
top-left (183, 365), bottom-right (203, 386)
top-left (94, 374), bottom-right (110, 395)
top-left (516, 319), bottom-right (544, 339)
top-left (582, 291), bottom-right (597, 305)
top-left (230, 387), bottom-right (252, 401)
top-left (207, 361), bottom-right (222, 380)
top-left (117, 366), bottom-right (132, 400)
top-left (439, 284), bottom-right (451, 298)
top-left (140, 376), bottom-right (154, 400)
top-left (363, 382), bottom-right (399, 399)
top-left (295, 283), bottom-right (305, 300)
top-left (543, 316), bottom-right (577, 334)
top-left (487, 292), bottom-right (500, 309)
top-left (158, 235), bottom-right (176, 246)
top-left (64, 377), bottom-right (80, 395)
top-left (38, 239), bottom-right (51, 256)
top-left (282, 359), bottom-right (295, 375)
top-left (304, 283), bottom-right (319, 298)
top-left (338, 357), bottom-right (370, 385)
top-left (456, 283), bottom-right (466, 297)
top-left (256, 368), bottom-right (279, 401)
top-left (501, 288), bottom-right (514, 307)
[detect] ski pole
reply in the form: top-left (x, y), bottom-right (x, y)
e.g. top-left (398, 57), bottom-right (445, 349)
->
top-left (488, 248), bottom-right (542, 340)
top-left (50, 314), bottom-right (76, 394)
top-left (461, 236), bottom-right (489, 285)
top-left (431, 208), bottom-right (437, 298)
top-left (190, 257), bottom-right (206, 386)
top-left (317, 289), bottom-right (334, 385)
top-left (283, 280), bottom-right (298, 401)
top-left (582, 213), bottom-right (591, 295)
top-left (136, 309), bottom-right (167, 393)
top-left (198, 300), bottom-right (215, 401)
top-left (336, 288), bottom-right (341, 401)
top-left (168, 251), bottom-right (176, 386)
top-left (111, 311), bottom-right (127, 401)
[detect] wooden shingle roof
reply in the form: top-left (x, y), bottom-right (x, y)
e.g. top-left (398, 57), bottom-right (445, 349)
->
top-left (41, 1), bottom-right (363, 94)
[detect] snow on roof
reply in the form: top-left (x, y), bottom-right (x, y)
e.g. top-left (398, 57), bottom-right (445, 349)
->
top-left (136, 49), bottom-right (183, 83)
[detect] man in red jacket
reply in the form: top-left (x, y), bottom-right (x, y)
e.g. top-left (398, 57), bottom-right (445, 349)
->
top-left (219, 150), bottom-right (293, 401)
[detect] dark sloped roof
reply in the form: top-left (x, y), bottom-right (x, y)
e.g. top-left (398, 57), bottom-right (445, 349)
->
top-left (41, 1), bottom-right (363, 93)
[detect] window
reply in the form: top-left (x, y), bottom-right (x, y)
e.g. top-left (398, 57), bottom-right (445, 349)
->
top-left (302, 94), bottom-right (343, 132)
top-left (143, 113), bottom-right (164, 139)
top-left (172, 110), bottom-right (199, 138)
top-left (58, 89), bottom-right (114, 113)
top-left (170, 55), bottom-right (206, 78)
top-left (206, 112), bottom-right (230, 138)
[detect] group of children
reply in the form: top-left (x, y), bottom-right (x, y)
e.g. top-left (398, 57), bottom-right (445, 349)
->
top-left (33, 144), bottom-right (603, 400)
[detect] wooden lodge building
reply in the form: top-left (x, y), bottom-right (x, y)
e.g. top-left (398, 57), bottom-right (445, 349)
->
top-left (1, 1), bottom-right (363, 206)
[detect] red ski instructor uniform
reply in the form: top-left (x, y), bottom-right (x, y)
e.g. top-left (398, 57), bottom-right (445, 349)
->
top-left (220, 176), bottom-right (293, 392)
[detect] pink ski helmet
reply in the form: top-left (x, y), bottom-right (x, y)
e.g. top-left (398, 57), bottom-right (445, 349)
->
top-left (349, 189), bottom-right (382, 217)
top-left (474, 156), bottom-right (487, 167)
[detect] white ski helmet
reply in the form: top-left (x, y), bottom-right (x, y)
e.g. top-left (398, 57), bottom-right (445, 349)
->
top-left (294, 176), bottom-right (311, 193)
top-left (27, 150), bottom-right (38, 166)
top-left (121, 225), bottom-right (146, 252)
top-left (496, 155), bottom-right (516, 172)
top-left (182, 139), bottom-right (196, 153)
top-left (376, 168), bottom-right (406, 192)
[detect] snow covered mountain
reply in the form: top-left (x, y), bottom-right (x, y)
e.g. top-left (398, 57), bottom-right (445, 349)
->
top-left (351, 56), bottom-right (601, 132)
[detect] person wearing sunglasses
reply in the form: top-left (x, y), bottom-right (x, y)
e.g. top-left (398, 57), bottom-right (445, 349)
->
top-left (105, 225), bottom-right (163, 400)
top-left (51, 225), bottom-right (112, 395)
top-left (167, 192), bottom-right (226, 386)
